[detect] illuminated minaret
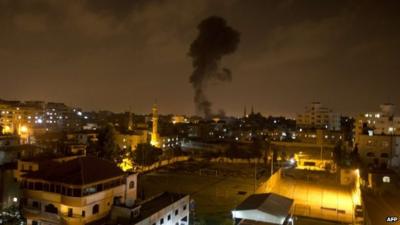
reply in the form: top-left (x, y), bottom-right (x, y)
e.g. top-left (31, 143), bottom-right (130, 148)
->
top-left (127, 110), bottom-right (133, 131)
top-left (150, 104), bottom-right (160, 147)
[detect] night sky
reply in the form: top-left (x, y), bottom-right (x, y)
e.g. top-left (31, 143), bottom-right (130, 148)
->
top-left (0, 0), bottom-right (399, 116)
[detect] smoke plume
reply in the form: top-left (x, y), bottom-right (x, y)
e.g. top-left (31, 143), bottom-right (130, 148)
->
top-left (189, 16), bottom-right (240, 118)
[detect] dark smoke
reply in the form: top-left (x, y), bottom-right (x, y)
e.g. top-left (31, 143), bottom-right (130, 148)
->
top-left (189, 16), bottom-right (240, 118)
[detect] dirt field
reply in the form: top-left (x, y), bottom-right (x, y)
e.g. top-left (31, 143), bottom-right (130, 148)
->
top-left (139, 161), bottom-right (269, 225)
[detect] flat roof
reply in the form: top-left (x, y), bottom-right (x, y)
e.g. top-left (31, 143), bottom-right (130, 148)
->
top-left (23, 156), bottom-right (125, 185)
top-left (233, 193), bottom-right (293, 223)
top-left (238, 219), bottom-right (278, 225)
top-left (122, 192), bottom-right (188, 224)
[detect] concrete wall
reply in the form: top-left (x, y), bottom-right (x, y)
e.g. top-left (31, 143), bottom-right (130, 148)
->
top-left (138, 156), bottom-right (189, 172)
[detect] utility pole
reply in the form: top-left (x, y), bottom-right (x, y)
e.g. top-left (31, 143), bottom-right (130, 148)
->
top-left (254, 159), bottom-right (257, 193)
top-left (270, 145), bottom-right (274, 177)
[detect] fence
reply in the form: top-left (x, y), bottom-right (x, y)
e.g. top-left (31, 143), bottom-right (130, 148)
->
top-left (136, 156), bottom-right (189, 172)
top-left (209, 157), bottom-right (264, 164)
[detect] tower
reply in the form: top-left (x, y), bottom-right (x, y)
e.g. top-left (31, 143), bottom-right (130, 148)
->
top-left (127, 110), bottom-right (133, 131)
top-left (150, 104), bottom-right (160, 147)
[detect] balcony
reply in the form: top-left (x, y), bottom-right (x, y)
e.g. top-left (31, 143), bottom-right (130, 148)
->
top-left (60, 213), bottom-right (84, 224)
top-left (23, 206), bottom-right (40, 215)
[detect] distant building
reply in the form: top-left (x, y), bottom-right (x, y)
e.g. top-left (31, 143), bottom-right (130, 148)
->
top-left (20, 157), bottom-right (138, 225)
top-left (159, 136), bottom-right (181, 150)
top-left (150, 104), bottom-right (160, 148)
top-left (171, 115), bottom-right (189, 124)
top-left (294, 129), bottom-right (343, 145)
top-left (296, 102), bottom-right (340, 131)
top-left (115, 130), bottom-right (148, 150)
top-left (232, 193), bottom-right (294, 225)
top-left (356, 134), bottom-right (400, 169)
top-left (110, 192), bottom-right (190, 225)
top-left (353, 104), bottom-right (400, 169)
top-left (354, 103), bottom-right (400, 143)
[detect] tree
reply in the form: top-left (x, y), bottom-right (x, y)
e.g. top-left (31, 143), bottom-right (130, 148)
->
top-left (226, 142), bottom-right (239, 159)
top-left (132, 143), bottom-right (162, 166)
top-left (0, 205), bottom-right (26, 225)
top-left (250, 138), bottom-right (263, 158)
top-left (350, 144), bottom-right (361, 168)
top-left (333, 141), bottom-right (344, 166)
top-left (96, 124), bottom-right (126, 164)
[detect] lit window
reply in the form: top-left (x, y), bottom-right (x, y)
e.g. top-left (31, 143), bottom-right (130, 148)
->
top-left (383, 176), bottom-right (390, 183)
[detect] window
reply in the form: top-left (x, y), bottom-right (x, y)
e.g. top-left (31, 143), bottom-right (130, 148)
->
top-left (43, 183), bottom-right (49, 191)
top-left (175, 209), bottom-right (178, 215)
top-left (67, 188), bottom-right (73, 196)
top-left (113, 196), bottom-right (122, 205)
top-left (68, 208), bottom-right (73, 217)
top-left (32, 221), bottom-right (38, 225)
top-left (129, 181), bottom-right (135, 189)
top-left (96, 184), bottom-right (103, 192)
top-left (92, 204), bottom-right (99, 214)
top-left (168, 214), bottom-right (171, 220)
top-left (183, 205), bottom-right (187, 210)
top-left (73, 188), bottom-right (81, 197)
top-left (160, 218), bottom-right (164, 224)
top-left (366, 152), bottom-right (375, 157)
top-left (82, 210), bottom-right (85, 217)
top-left (44, 204), bottom-right (58, 214)
top-left (381, 153), bottom-right (389, 158)
top-left (28, 182), bottom-right (34, 189)
top-left (35, 182), bottom-right (43, 191)
top-left (32, 201), bottom-right (39, 208)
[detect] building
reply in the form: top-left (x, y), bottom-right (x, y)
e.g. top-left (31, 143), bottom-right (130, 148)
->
top-left (296, 102), bottom-right (340, 131)
top-left (20, 157), bottom-right (138, 225)
top-left (150, 104), bottom-right (160, 148)
top-left (355, 134), bottom-right (400, 169)
top-left (115, 130), bottom-right (148, 150)
top-left (232, 193), bottom-right (294, 225)
top-left (354, 103), bottom-right (400, 143)
top-left (159, 136), bottom-right (181, 150)
top-left (171, 115), bottom-right (188, 124)
top-left (110, 192), bottom-right (190, 225)
top-left (294, 129), bottom-right (343, 145)
top-left (353, 104), bottom-right (400, 169)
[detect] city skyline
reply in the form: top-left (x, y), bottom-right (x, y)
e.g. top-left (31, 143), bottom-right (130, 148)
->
top-left (1, 0), bottom-right (400, 116)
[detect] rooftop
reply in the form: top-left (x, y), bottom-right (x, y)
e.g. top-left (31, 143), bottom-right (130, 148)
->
top-left (116, 192), bottom-right (188, 224)
top-left (238, 220), bottom-right (277, 225)
top-left (234, 193), bottom-right (293, 222)
top-left (23, 156), bottom-right (125, 185)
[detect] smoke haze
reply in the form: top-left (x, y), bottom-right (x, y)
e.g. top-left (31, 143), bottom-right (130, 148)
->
top-left (189, 16), bottom-right (240, 118)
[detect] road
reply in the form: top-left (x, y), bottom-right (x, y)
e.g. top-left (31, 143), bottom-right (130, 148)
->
top-left (364, 192), bottom-right (400, 225)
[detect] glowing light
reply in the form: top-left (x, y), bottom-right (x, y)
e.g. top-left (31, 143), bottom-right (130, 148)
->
top-left (118, 158), bottom-right (133, 172)
top-left (20, 125), bottom-right (28, 133)
top-left (383, 176), bottom-right (390, 183)
top-left (2, 125), bottom-right (11, 134)
top-left (12, 197), bottom-right (18, 203)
